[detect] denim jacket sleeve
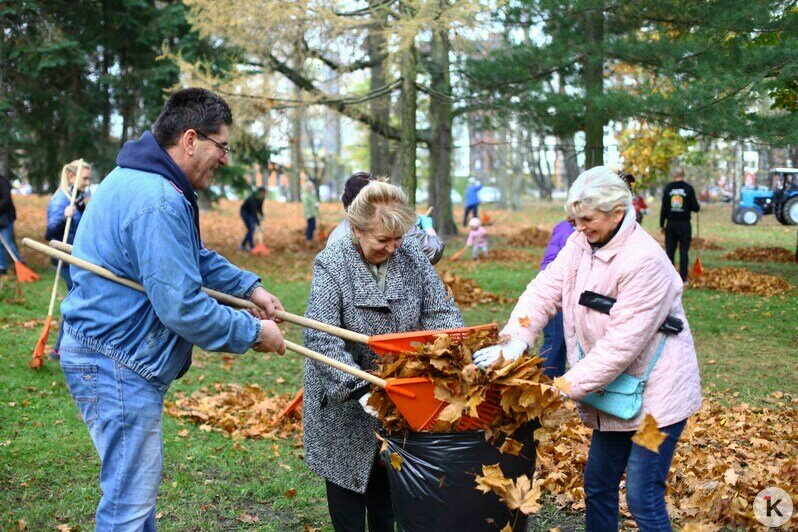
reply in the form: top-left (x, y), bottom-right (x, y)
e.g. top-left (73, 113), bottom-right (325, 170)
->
top-left (198, 246), bottom-right (260, 298)
top-left (122, 202), bottom-right (258, 354)
top-left (46, 192), bottom-right (68, 241)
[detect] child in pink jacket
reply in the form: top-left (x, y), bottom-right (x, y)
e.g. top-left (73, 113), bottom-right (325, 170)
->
top-left (474, 167), bottom-right (701, 532)
top-left (466, 217), bottom-right (488, 259)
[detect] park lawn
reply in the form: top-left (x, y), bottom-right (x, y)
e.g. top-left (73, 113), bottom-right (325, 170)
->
top-left (1, 201), bottom-right (796, 530)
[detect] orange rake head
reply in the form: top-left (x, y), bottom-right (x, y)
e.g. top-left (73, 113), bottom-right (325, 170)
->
top-left (278, 388), bottom-right (304, 419)
top-left (367, 323), bottom-right (498, 356)
top-left (30, 315), bottom-right (54, 369)
top-left (13, 261), bottom-right (40, 283)
top-left (251, 243), bottom-right (271, 257)
top-left (450, 245), bottom-right (468, 261)
top-left (691, 257), bottom-right (704, 278)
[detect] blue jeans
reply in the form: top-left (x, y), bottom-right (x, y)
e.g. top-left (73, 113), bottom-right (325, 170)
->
top-left (240, 212), bottom-right (258, 249)
top-left (60, 332), bottom-right (165, 531)
top-left (463, 204), bottom-right (479, 226)
top-left (0, 223), bottom-right (22, 272)
top-left (53, 260), bottom-right (73, 352)
top-left (584, 419), bottom-right (687, 532)
top-left (540, 312), bottom-right (566, 378)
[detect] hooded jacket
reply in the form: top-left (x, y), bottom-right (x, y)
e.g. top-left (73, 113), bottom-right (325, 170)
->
top-left (501, 210), bottom-right (701, 431)
top-left (61, 131), bottom-right (261, 391)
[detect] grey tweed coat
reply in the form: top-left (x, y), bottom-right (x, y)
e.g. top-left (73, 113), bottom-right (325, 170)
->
top-left (302, 235), bottom-right (464, 493)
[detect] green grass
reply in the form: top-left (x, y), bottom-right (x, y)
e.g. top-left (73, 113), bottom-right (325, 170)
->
top-left (1, 202), bottom-right (796, 530)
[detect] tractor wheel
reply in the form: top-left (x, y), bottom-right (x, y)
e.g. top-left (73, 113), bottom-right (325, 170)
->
top-left (784, 197), bottom-right (798, 226)
top-left (776, 209), bottom-right (790, 225)
top-left (738, 207), bottom-right (761, 226)
top-left (732, 208), bottom-right (744, 224)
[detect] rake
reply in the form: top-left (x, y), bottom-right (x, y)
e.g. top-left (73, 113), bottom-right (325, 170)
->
top-left (31, 239), bottom-right (498, 430)
top-left (0, 232), bottom-right (39, 284)
top-left (31, 159), bottom-right (85, 369)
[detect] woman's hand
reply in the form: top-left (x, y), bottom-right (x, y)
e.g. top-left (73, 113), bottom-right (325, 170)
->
top-left (358, 393), bottom-right (378, 418)
top-left (64, 205), bottom-right (75, 218)
top-left (252, 320), bottom-right (286, 355)
top-left (248, 287), bottom-right (285, 321)
top-left (473, 337), bottom-right (528, 370)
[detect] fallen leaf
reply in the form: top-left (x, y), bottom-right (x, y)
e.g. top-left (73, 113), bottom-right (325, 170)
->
top-left (237, 513), bottom-right (260, 524)
top-left (631, 414), bottom-right (667, 453)
top-left (723, 468), bottom-right (738, 486)
top-left (518, 316), bottom-right (531, 327)
top-left (551, 377), bottom-right (571, 395)
top-left (499, 437), bottom-right (524, 456)
top-left (285, 488), bottom-right (297, 499)
top-left (389, 453), bottom-right (404, 471)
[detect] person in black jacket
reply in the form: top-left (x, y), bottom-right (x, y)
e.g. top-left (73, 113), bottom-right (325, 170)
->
top-left (660, 167), bottom-right (700, 281)
top-left (0, 173), bottom-right (22, 276)
top-left (239, 187), bottom-right (266, 250)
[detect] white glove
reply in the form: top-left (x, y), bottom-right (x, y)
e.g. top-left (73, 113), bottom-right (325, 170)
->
top-left (473, 337), bottom-right (528, 370)
top-left (358, 392), bottom-right (378, 418)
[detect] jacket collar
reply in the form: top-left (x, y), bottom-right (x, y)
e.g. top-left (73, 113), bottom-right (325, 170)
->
top-left (573, 208), bottom-right (637, 262)
top-left (345, 238), bottom-right (405, 308)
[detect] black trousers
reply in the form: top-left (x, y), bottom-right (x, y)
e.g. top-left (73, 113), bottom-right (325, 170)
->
top-left (306, 217), bottom-right (316, 241)
top-left (463, 204), bottom-right (479, 226)
top-left (665, 219), bottom-right (692, 281)
top-left (326, 460), bottom-right (394, 532)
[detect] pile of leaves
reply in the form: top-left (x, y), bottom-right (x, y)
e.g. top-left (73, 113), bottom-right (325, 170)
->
top-left (722, 246), bottom-right (796, 263)
top-left (692, 237), bottom-right (724, 251)
top-left (164, 383), bottom-right (302, 443)
top-left (504, 226), bottom-right (552, 248)
top-left (488, 249), bottom-right (539, 263)
top-left (438, 269), bottom-right (510, 307)
top-left (527, 393), bottom-right (798, 529)
top-left (689, 267), bottom-right (792, 296)
top-left (366, 328), bottom-right (565, 437)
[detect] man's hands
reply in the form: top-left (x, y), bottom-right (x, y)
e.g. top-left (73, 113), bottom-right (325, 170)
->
top-left (252, 319), bottom-right (286, 355)
top-left (248, 287), bottom-right (284, 321)
top-left (473, 337), bottom-right (528, 370)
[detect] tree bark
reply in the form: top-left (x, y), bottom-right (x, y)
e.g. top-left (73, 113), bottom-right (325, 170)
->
top-left (428, 25), bottom-right (456, 236)
top-left (583, 6), bottom-right (605, 168)
top-left (367, 4), bottom-right (391, 176)
top-left (399, 23), bottom-right (417, 208)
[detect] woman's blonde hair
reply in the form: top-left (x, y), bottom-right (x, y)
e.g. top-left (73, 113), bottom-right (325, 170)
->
top-left (59, 159), bottom-right (92, 194)
top-left (346, 181), bottom-right (416, 236)
top-left (565, 166), bottom-right (632, 218)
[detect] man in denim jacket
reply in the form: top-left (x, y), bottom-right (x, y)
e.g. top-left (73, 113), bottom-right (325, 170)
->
top-left (59, 88), bottom-right (285, 530)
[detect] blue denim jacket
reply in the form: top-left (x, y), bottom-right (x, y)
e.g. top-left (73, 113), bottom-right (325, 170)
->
top-left (61, 168), bottom-right (261, 392)
top-left (46, 189), bottom-right (84, 244)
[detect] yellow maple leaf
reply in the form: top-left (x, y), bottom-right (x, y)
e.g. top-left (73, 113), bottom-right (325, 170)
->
top-left (474, 463), bottom-right (513, 495)
top-left (723, 467), bottom-right (738, 486)
top-left (518, 315), bottom-right (531, 327)
top-left (632, 414), bottom-right (667, 453)
top-left (389, 452), bottom-right (404, 471)
top-left (551, 377), bottom-right (571, 395)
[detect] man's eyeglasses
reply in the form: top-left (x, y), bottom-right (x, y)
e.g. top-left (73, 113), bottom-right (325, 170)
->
top-left (195, 130), bottom-right (233, 156)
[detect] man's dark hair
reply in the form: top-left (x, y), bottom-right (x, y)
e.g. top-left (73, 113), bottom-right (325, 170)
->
top-left (341, 172), bottom-right (376, 209)
top-left (152, 88), bottom-right (233, 148)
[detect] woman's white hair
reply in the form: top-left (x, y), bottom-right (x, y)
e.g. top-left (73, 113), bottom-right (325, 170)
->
top-left (565, 166), bottom-right (632, 218)
top-left (346, 181), bottom-right (416, 236)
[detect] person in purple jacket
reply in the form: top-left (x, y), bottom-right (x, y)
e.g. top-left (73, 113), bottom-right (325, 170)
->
top-left (538, 218), bottom-right (575, 377)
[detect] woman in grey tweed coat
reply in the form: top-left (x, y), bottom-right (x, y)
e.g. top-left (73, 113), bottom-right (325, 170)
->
top-left (303, 181), bottom-right (464, 531)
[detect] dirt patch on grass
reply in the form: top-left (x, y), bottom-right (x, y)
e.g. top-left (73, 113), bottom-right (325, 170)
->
top-left (722, 246), bottom-right (796, 263)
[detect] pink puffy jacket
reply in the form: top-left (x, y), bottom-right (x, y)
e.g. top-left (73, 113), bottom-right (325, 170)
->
top-left (501, 211), bottom-right (701, 431)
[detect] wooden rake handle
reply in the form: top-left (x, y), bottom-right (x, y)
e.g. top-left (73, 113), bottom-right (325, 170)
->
top-left (283, 340), bottom-right (386, 388)
top-left (41, 239), bottom-right (371, 345)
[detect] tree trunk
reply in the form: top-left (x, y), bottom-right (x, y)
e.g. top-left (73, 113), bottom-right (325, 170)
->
top-left (559, 134), bottom-right (580, 187)
top-left (367, 5), bottom-right (391, 176)
top-left (583, 6), bottom-right (605, 168)
top-left (399, 23), bottom-right (417, 208)
top-left (290, 83), bottom-right (303, 202)
top-left (428, 26), bottom-right (456, 236)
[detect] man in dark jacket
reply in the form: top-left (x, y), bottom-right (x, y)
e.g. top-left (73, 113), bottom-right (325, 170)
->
top-left (240, 186), bottom-right (266, 250)
top-left (0, 173), bottom-right (21, 275)
top-left (660, 166), bottom-right (700, 281)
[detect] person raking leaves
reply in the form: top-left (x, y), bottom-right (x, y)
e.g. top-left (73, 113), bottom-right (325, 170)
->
top-left (58, 88), bottom-right (286, 530)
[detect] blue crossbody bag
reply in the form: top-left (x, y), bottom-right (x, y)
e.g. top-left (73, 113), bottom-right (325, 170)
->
top-left (576, 335), bottom-right (667, 420)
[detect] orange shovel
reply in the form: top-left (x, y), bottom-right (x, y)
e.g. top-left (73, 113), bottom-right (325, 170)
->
top-left (0, 232), bottom-right (39, 283)
top-left (284, 340), bottom-right (445, 431)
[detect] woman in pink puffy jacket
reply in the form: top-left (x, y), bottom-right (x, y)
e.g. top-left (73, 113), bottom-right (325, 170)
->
top-left (474, 166), bottom-right (701, 532)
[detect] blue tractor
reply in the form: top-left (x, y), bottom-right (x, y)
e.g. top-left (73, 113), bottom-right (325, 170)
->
top-left (732, 168), bottom-right (798, 226)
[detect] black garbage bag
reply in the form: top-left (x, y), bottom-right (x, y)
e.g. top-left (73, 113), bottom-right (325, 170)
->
top-left (379, 422), bottom-right (539, 532)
